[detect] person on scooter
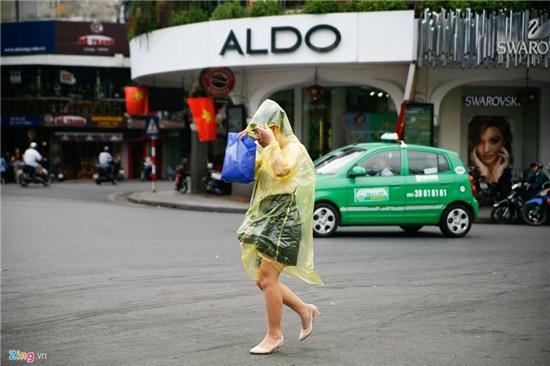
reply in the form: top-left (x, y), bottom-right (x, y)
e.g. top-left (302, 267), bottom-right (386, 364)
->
top-left (23, 142), bottom-right (47, 178)
top-left (98, 146), bottom-right (114, 176)
top-left (523, 162), bottom-right (549, 198)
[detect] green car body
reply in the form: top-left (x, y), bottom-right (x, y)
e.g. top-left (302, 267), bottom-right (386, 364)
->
top-left (313, 142), bottom-right (479, 238)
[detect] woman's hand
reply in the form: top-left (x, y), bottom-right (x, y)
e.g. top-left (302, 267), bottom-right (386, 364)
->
top-left (493, 146), bottom-right (510, 181)
top-left (255, 125), bottom-right (275, 147)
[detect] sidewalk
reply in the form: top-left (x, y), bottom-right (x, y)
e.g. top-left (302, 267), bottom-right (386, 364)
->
top-left (127, 190), bottom-right (249, 213)
top-left (127, 189), bottom-right (493, 222)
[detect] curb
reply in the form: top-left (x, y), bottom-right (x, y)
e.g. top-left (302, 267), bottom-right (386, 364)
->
top-left (126, 193), bottom-right (247, 214)
top-left (122, 191), bottom-right (497, 223)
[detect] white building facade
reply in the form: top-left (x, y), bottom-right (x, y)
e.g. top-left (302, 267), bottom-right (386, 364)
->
top-left (129, 10), bottom-right (550, 181)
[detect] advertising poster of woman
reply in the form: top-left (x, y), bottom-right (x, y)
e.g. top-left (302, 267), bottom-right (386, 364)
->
top-left (468, 116), bottom-right (513, 204)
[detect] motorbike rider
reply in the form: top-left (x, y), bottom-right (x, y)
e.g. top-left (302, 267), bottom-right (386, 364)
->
top-left (98, 146), bottom-right (114, 176)
top-left (523, 162), bottom-right (549, 198)
top-left (23, 142), bottom-right (47, 177)
top-left (143, 156), bottom-right (153, 180)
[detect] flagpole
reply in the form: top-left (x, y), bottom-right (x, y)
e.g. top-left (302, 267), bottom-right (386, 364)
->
top-left (151, 137), bottom-right (157, 193)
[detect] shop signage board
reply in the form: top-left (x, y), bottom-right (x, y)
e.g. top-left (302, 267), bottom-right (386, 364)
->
top-left (129, 11), bottom-right (414, 78)
top-left (1, 21), bottom-right (129, 57)
top-left (200, 68), bottom-right (235, 96)
top-left (464, 96), bottom-right (521, 108)
top-left (55, 21), bottom-right (129, 56)
top-left (91, 115), bottom-right (125, 128)
top-left (417, 10), bottom-right (550, 69)
top-left (1, 21), bottom-right (56, 55)
top-left (1, 115), bottom-right (39, 127)
top-left (145, 116), bottom-right (160, 138)
top-left (219, 24), bottom-right (341, 55)
top-left (403, 103), bottom-right (433, 146)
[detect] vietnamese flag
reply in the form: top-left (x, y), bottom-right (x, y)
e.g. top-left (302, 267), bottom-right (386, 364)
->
top-left (124, 86), bottom-right (149, 115)
top-left (395, 102), bottom-right (407, 140)
top-left (187, 97), bottom-right (217, 142)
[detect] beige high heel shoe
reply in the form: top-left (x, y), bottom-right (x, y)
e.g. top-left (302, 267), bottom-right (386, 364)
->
top-left (249, 336), bottom-right (284, 355)
top-left (299, 304), bottom-right (320, 341)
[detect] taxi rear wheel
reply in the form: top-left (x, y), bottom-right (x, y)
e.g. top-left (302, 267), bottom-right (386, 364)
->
top-left (313, 203), bottom-right (339, 238)
top-left (439, 204), bottom-right (472, 238)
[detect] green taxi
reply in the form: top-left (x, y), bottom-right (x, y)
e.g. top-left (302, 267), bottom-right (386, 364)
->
top-left (313, 138), bottom-right (479, 238)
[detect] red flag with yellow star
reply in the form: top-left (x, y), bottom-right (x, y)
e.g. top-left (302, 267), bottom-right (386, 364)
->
top-left (124, 86), bottom-right (149, 116)
top-left (187, 97), bottom-right (217, 142)
top-left (395, 102), bottom-right (407, 140)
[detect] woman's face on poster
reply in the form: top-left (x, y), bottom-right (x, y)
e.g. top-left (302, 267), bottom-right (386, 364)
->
top-left (475, 126), bottom-right (504, 166)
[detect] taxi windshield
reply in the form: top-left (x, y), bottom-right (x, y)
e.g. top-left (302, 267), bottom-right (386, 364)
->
top-left (315, 147), bottom-right (365, 175)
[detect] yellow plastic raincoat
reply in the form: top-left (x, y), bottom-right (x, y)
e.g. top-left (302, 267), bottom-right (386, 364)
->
top-left (237, 99), bottom-right (323, 285)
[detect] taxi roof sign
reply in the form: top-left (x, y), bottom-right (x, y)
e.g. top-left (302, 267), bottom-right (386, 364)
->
top-left (380, 132), bottom-right (399, 141)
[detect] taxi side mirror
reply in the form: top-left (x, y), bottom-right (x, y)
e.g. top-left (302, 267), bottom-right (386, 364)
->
top-left (348, 166), bottom-right (367, 177)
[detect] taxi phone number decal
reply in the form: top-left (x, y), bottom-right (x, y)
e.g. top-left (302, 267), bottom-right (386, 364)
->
top-left (407, 188), bottom-right (448, 198)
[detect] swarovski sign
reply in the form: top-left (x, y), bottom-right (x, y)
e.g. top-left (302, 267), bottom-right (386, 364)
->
top-left (496, 19), bottom-right (550, 57)
top-left (418, 10), bottom-right (550, 69)
top-left (464, 96), bottom-right (520, 108)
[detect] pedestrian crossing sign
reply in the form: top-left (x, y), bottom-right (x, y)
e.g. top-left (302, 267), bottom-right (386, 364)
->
top-left (145, 116), bottom-right (160, 138)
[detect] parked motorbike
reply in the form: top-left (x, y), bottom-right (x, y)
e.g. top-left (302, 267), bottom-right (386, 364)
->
top-left (49, 168), bottom-right (65, 182)
top-left (174, 164), bottom-right (190, 193)
top-left (475, 176), bottom-right (500, 206)
top-left (94, 165), bottom-right (117, 185)
top-left (140, 161), bottom-right (152, 181)
top-left (203, 163), bottom-right (230, 195)
top-left (521, 184), bottom-right (550, 226)
top-left (19, 165), bottom-right (50, 187)
top-left (490, 182), bottom-right (524, 224)
top-left (113, 161), bottom-right (124, 181)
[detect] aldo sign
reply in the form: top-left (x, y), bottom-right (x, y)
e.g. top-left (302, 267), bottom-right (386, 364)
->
top-left (220, 25), bottom-right (341, 56)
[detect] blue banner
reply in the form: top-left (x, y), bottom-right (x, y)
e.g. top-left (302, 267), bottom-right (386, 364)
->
top-left (1, 21), bottom-right (55, 55)
top-left (1, 115), bottom-right (39, 127)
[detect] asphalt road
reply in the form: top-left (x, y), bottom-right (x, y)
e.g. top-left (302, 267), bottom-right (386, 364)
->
top-left (2, 182), bottom-right (549, 366)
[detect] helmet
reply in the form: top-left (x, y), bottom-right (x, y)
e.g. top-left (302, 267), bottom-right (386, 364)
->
top-left (530, 161), bottom-right (543, 169)
top-left (30, 142), bottom-right (38, 149)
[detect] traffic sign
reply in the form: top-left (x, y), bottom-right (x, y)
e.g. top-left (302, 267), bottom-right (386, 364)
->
top-left (145, 116), bottom-right (160, 138)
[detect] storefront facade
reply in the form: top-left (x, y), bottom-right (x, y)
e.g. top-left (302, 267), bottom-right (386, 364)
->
top-left (129, 9), bottom-right (549, 195)
top-left (1, 20), bottom-right (187, 180)
top-left (130, 11), bottom-right (415, 192)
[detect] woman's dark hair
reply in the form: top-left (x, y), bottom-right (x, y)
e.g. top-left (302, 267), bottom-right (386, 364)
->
top-left (354, 113), bottom-right (365, 123)
top-left (468, 116), bottom-right (513, 160)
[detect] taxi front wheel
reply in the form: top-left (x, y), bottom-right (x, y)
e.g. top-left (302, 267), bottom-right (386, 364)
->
top-left (439, 204), bottom-right (472, 238)
top-left (313, 203), bottom-right (339, 238)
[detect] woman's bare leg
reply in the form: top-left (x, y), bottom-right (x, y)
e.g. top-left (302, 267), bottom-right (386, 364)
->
top-left (278, 283), bottom-right (312, 329)
top-left (256, 271), bottom-right (314, 332)
top-left (255, 260), bottom-right (283, 347)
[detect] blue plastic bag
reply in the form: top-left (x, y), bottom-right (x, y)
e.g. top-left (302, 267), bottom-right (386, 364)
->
top-left (221, 132), bottom-right (256, 184)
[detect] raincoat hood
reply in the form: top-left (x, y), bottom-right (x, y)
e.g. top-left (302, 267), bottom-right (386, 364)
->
top-left (245, 99), bottom-right (294, 137)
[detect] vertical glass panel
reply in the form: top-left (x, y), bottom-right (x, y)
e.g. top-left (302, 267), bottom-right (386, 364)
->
top-left (269, 89), bottom-right (294, 128)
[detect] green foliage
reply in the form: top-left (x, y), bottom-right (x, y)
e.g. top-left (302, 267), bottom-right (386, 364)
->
top-left (248, 0), bottom-right (285, 17)
top-left (303, 0), bottom-right (339, 14)
top-left (210, 1), bottom-right (248, 20)
top-left (344, 0), bottom-right (408, 12)
top-left (126, 0), bottom-right (157, 39)
top-left (170, 7), bottom-right (209, 26)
